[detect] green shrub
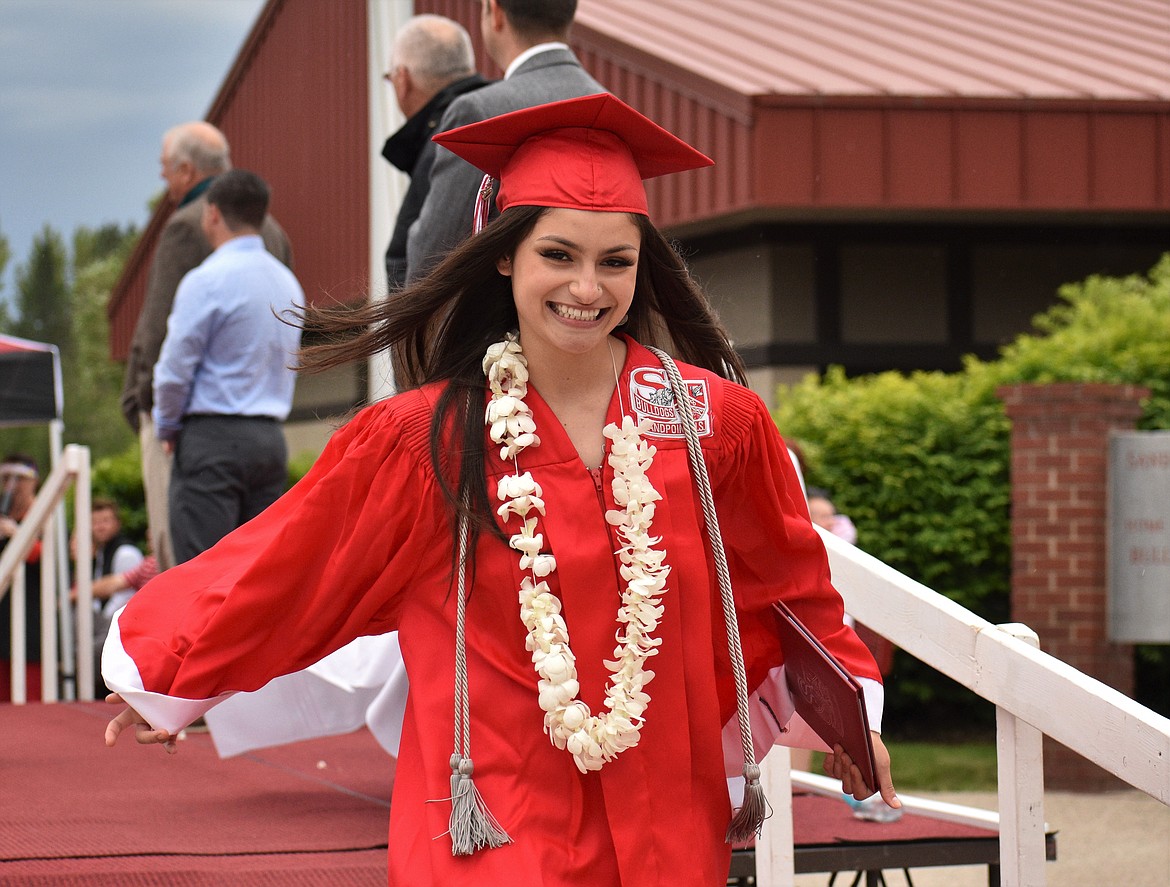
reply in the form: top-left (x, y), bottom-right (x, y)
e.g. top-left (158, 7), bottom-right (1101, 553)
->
top-left (775, 367), bottom-right (1011, 729)
top-left (985, 252), bottom-right (1170, 426)
top-left (287, 450), bottom-right (318, 489)
top-left (777, 367), bottom-right (1011, 620)
top-left (90, 443), bottom-right (147, 544)
top-left (773, 253), bottom-right (1170, 730)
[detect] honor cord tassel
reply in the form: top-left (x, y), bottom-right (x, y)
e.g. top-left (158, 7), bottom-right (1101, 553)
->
top-left (448, 511), bottom-right (512, 855)
top-left (649, 347), bottom-right (772, 842)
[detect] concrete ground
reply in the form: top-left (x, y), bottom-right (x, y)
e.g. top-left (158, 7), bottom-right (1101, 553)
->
top-left (791, 789), bottom-right (1170, 887)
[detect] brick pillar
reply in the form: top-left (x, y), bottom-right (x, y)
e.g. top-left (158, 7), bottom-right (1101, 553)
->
top-left (998, 382), bottom-right (1148, 790)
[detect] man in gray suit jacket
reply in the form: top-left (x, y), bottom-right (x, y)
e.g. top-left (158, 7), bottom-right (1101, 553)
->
top-left (120, 121), bottom-right (292, 571)
top-left (404, 0), bottom-right (605, 283)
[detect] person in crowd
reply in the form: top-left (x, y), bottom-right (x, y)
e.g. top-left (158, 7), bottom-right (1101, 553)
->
top-left (784, 485), bottom-right (861, 772)
top-left (806, 486), bottom-right (858, 545)
top-left (0, 454), bottom-right (44, 702)
top-left (404, 0), bottom-right (604, 282)
top-left (104, 94), bottom-right (897, 885)
top-left (806, 485), bottom-right (896, 678)
top-left (152, 170), bottom-right (304, 565)
top-left (382, 14), bottom-right (489, 289)
top-left (120, 121), bottom-right (293, 571)
top-left (71, 498), bottom-right (153, 698)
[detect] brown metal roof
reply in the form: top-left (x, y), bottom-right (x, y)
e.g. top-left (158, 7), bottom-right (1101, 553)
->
top-left (562, 0), bottom-right (1170, 232)
top-left (574, 0), bottom-right (1170, 101)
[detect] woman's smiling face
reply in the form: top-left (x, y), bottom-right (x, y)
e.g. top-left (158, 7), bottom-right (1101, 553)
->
top-left (499, 207), bottom-right (641, 360)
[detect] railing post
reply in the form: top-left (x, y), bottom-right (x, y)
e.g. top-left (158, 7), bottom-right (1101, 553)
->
top-left (52, 420), bottom-right (76, 701)
top-left (10, 563), bottom-right (27, 704)
top-left (996, 622), bottom-right (1047, 886)
top-left (39, 510), bottom-right (59, 701)
top-left (1, 443), bottom-right (93, 705)
top-left (72, 445), bottom-right (94, 701)
top-left (754, 744), bottom-right (796, 887)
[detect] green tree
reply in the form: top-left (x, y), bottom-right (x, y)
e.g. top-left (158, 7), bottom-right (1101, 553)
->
top-left (0, 221), bottom-right (11, 327)
top-left (65, 223), bottom-right (139, 460)
top-left (982, 253), bottom-right (1170, 426)
top-left (774, 253), bottom-right (1170, 729)
top-left (0, 222), bottom-right (141, 476)
top-left (12, 225), bottom-right (71, 359)
top-left (74, 223), bottom-right (132, 270)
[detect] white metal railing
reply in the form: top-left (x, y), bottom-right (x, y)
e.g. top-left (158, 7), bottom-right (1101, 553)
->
top-left (1, 444), bottom-right (92, 703)
top-left (754, 526), bottom-right (1170, 887)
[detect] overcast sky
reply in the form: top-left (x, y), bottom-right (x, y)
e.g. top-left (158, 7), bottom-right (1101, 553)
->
top-left (0, 0), bottom-right (267, 301)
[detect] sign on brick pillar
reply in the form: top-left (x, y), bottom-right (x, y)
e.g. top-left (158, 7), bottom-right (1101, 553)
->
top-left (998, 382), bottom-right (1149, 790)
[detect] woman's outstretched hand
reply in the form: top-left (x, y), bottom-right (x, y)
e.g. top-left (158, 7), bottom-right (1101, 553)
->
top-left (824, 730), bottom-right (901, 810)
top-left (104, 692), bottom-right (178, 755)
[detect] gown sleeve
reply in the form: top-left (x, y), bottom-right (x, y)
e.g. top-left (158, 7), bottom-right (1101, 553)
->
top-left (102, 391), bottom-right (448, 733)
top-left (710, 382), bottom-right (884, 760)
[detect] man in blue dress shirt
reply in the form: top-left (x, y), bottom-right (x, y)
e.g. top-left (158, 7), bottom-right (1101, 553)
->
top-left (152, 170), bottom-right (304, 564)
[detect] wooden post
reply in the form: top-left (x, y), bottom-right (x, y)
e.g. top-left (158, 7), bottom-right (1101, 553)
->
top-left (995, 622), bottom-right (1048, 886)
top-left (754, 744), bottom-right (796, 887)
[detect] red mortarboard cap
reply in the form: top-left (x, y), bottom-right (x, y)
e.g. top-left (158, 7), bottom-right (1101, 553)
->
top-left (432, 93), bottom-right (713, 216)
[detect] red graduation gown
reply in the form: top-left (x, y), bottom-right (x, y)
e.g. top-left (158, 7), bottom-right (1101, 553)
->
top-left (106, 338), bottom-right (880, 886)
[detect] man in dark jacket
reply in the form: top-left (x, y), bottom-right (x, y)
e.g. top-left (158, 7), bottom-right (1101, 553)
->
top-left (382, 14), bottom-right (487, 289)
top-left (405, 0), bottom-right (604, 284)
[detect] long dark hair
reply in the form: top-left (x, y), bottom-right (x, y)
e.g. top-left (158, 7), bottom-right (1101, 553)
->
top-left (298, 206), bottom-right (746, 541)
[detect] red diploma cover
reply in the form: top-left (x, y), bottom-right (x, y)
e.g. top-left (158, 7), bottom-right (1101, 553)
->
top-left (772, 601), bottom-right (879, 792)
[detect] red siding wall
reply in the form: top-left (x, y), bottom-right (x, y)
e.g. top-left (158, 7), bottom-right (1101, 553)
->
top-left (210, 0), bottom-right (369, 306)
top-left (752, 101), bottom-right (1170, 216)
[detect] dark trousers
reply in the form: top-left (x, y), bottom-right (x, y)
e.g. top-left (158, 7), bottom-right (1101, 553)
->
top-left (169, 415), bottom-right (288, 565)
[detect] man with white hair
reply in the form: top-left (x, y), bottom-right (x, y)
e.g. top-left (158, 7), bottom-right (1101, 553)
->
top-left (405, 0), bottom-right (605, 283)
top-left (381, 14), bottom-right (487, 289)
top-left (120, 121), bottom-right (292, 571)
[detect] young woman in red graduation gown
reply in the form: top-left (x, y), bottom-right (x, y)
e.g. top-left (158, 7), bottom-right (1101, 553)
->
top-left (104, 94), bottom-right (899, 886)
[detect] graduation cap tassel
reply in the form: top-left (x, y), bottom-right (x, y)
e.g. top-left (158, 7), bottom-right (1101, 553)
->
top-left (447, 512), bottom-right (512, 856)
top-left (471, 174), bottom-right (494, 236)
top-left (648, 347), bottom-right (772, 844)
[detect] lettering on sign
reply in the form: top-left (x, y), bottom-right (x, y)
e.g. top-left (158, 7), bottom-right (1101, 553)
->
top-left (1109, 431), bottom-right (1170, 643)
top-left (1126, 450), bottom-right (1170, 470)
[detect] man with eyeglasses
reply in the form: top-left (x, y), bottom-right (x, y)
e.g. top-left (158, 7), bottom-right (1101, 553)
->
top-left (404, 0), bottom-right (605, 285)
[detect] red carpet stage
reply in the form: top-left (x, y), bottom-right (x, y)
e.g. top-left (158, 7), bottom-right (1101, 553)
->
top-left (1, 702), bottom-right (392, 885)
top-left (2, 702), bottom-right (1025, 885)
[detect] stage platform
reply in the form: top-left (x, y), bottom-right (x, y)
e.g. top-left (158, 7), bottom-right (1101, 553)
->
top-left (2, 702), bottom-right (1037, 886)
top-left (1, 702), bottom-right (391, 885)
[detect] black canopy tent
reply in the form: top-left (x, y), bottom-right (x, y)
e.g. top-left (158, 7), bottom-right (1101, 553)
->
top-left (0, 334), bottom-right (63, 427)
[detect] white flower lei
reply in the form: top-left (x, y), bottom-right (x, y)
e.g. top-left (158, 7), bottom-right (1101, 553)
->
top-left (483, 333), bottom-right (671, 774)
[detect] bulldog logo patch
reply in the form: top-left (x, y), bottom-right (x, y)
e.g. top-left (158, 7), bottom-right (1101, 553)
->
top-left (628, 366), bottom-right (712, 439)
